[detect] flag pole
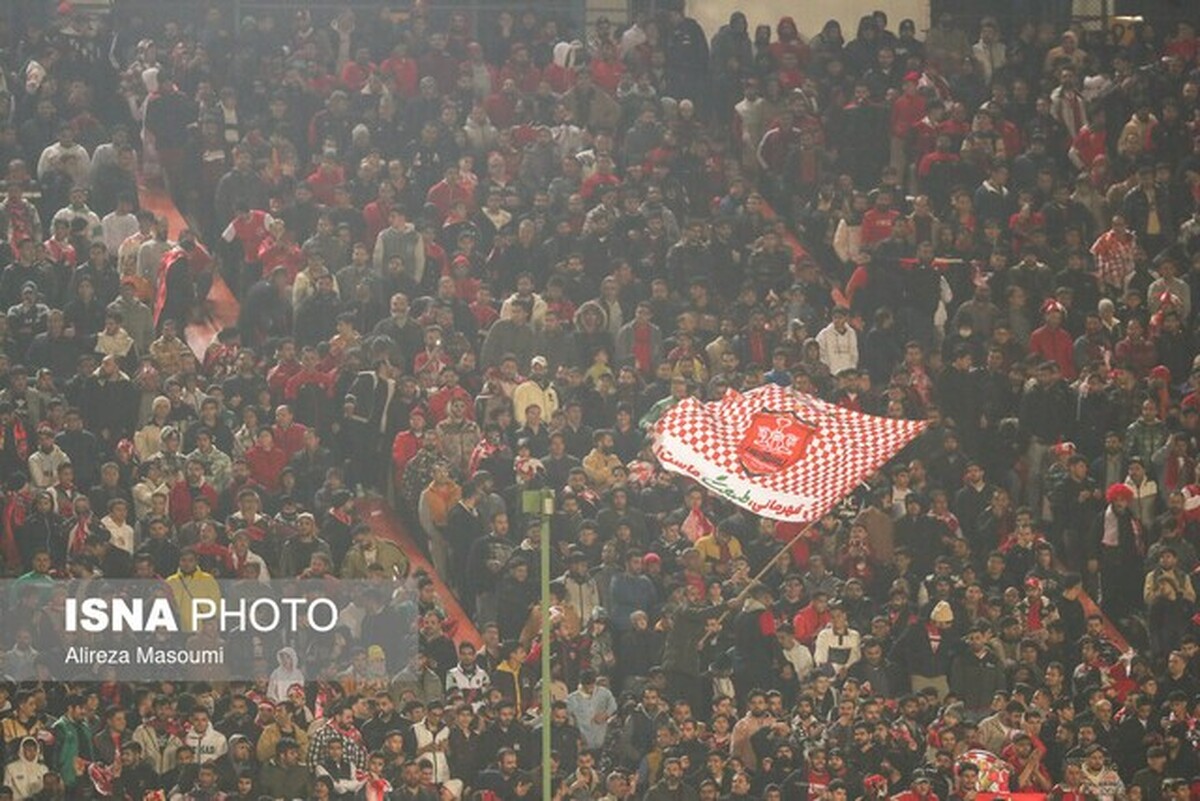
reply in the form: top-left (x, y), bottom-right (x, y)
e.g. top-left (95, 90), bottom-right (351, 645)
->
top-left (719, 520), bottom-right (818, 621)
top-left (539, 489), bottom-right (554, 796)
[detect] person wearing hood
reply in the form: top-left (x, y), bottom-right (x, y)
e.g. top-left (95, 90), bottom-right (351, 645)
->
top-left (267, 647), bottom-right (306, 703)
top-left (663, 0), bottom-right (709, 107)
top-left (212, 734), bottom-right (257, 793)
top-left (769, 17), bottom-right (809, 68)
top-left (4, 736), bottom-right (47, 800)
top-left (573, 300), bottom-right (613, 365)
top-left (841, 15), bottom-right (879, 76)
top-left (810, 20), bottom-right (845, 64)
top-left (711, 13), bottom-right (753, 79)
top-left (545, 41), bottom-right (582, 93)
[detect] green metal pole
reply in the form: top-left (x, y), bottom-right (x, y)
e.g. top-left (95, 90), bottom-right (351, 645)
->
top-left (540, 489), bottom-right (554, 797)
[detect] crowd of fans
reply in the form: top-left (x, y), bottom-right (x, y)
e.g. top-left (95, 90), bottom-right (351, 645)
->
top-left (0, 1), bottom-right (1198, 801)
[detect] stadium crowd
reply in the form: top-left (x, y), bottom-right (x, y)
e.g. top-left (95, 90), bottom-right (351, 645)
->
top-left (0, 1), bottom-right (1198, 801)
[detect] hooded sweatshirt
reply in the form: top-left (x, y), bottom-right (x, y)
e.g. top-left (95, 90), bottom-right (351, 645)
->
top-left (4, 737), bottom-right (48, 800)
top-left (267, 647), bottom-right (305, 703)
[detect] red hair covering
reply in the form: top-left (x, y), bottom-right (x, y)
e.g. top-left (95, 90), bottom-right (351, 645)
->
top-left (1106, 483), bottom-right (1135, 504)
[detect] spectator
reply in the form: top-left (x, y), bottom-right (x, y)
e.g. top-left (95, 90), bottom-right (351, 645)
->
top-left (0, 7), bottom-right (1198, 801)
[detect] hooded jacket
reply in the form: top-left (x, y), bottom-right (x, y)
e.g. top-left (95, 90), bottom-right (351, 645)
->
top-left (573, 301), bottom-right (614, 364)
top-left (4, 737), bottom-right (48, 800)
top-left (183, 723), bottom-right (228, 764)
top-left (267, 647), bottom-right (305, 703)
top-left (711, 13), bottom-right (753, 74)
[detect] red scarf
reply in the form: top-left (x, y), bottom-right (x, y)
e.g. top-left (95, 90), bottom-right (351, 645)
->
top-left (748, 330), bottom-right (767, 365)
top-left (633, 323), bottom-right (653, 375)
top-left (359, 775), bottom-right (391, 801)
top-left (70, 514), bottom-right (92, 554)
top-left (1025, 598), bottom-right (1044, 632)
top-left (1, 489), bottom-right (29, 567)
top-left (925, 622), bottom-right (942, 653)
top-left (0, 420), bottom-right (28, 460)
top-left (1165, 456), bottom-right (1193, 493)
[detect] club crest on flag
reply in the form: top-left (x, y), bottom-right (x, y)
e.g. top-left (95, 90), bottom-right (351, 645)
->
top-left (738, 410), bottom-right (817, 475)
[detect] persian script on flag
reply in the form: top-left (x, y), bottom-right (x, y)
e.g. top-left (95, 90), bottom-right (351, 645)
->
top-left (653, 385), bottom-right (926, 522)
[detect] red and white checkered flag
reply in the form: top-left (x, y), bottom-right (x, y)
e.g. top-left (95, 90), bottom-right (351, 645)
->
top-left (653, 385), bottom-right (926, 522)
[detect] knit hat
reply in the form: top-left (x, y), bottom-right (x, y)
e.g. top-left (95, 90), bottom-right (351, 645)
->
top-left (930, 601), bottom-right (954, 624)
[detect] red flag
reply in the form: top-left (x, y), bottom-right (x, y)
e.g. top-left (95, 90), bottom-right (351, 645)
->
top-left (680, 506), bottom-right (714, 542)
top-left (653, 386), bottom-right (926, 522)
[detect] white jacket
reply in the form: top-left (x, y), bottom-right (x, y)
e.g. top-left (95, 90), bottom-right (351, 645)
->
top-left (511, 379), bottom-right (559, 427)
top-left (410, 721), bottom-right (450, 783)
top-left (4, 737), bottom-right (47, 800)
top-left (183, 725), bottom-right (228, 764)
top-left (815, 323), bottom-right (859, 375)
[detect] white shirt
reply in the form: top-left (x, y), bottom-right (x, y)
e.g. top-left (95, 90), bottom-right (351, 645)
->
top-left (100, 515), bottom-right (136, 554)
top-left (102, 211), bottom-right (140, 256)
top-left (813, 626), bottom-right (862, 669)
top-left (780, 640), bottom-right (815, 681)
top-left (28, 447), bottom-right (70, 488)
top-left (37, 142), bottom-right (91, 188)
top-left (445, 663), bottom-right (491, 695)
top-left (183, 726), bottom-right (227, 764)
top-left (815, 322), bottom-right (859, 374)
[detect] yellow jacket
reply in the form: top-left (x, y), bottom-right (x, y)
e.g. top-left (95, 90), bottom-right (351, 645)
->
top-left (165, 568), bottom-right (221, 631)
top-left (694, 534), bottom-right (743, 573)
top-left (582, 449), bottom-right (622, 490)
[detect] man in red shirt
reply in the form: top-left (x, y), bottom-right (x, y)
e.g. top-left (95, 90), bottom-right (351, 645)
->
top-left (271, 405), bottom-right (308, 459)
top-left (426, 165), bottom-right (475, 221)
top-left (169, 458), bottom-right (220, 527)
top-left (417, 32), bottom-right (458, 93)
top-left (244, 428), bottom-right (289, 492)
top-left (792, 591), bottom-right (832, 648)
top-left (222, 203), bottom-right (273, 291)
top-left (340, 46), bottom-right (375, 92)
top-left (305, 151), bottom-right (346, 205)
top-left (380, 41), bottom-right (417, 98)
top-left (267, 339), bottom-right (302, 400)
top-left (861, 188), bottom-right (900, 248)
top-left (891, 72), bottom-right (927, 169)
top-left (1001, 732), bottom-right (1053, 792)
top-left (1029, 300), bottom-right (1076, 380)
top-left (756, 109), bottom-right (803, 176)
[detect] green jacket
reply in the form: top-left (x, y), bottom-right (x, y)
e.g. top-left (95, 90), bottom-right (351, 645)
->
top-left (52, 714), bottom-right (93, 787)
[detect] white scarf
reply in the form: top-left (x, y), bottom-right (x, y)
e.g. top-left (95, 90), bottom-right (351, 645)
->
top-left (1101, 505), bottom-right (1120, 547)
